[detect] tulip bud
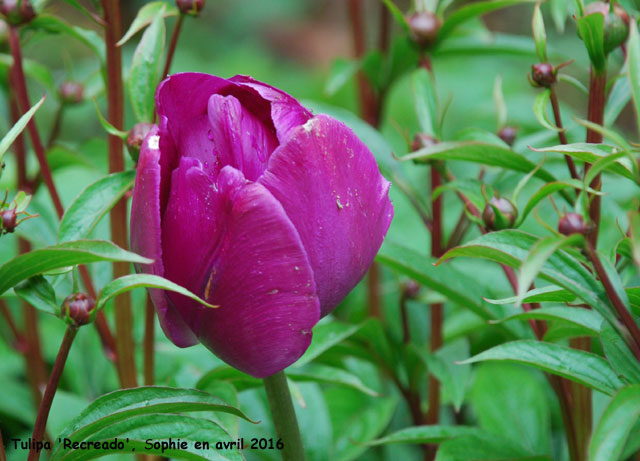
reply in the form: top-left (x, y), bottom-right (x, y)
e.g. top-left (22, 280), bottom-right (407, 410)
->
top-left (582, 2), bottom-right (630, 54)
top-left (498, 126), bottom-right (517, 146)
top-left (482, 196), bottom-right (518, 230)
top-left (407, 12), bottom-right (441, 49)
top-left (127, 122), bottom-right (154, 162)
top-left (59, 81), bottom-right (84, 105)
top-left (61, 293), bottom-right (96, 327)
top-left (558, 212), bottom-right (588, 236)
top-left (411, 133), bottom-right (438, 151)
top-left (176, 0), bottom-right (205, 16)
top-left (531, 63), bottom-right (556, 87)
top-left (401, 280), bottom-right (421, 300)
top-left (1, 208), bottom-right (16, 233)
top-left (0, 0), bottom-right (35, 25)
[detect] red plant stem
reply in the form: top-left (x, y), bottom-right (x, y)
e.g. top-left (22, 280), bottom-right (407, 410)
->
top-left (8, 26), bottom-right (64, 218)
top-left (28, 326), bottom-right (78, 461)
top-left (400, 293), bottom-right (411, 345)
top-left (0, 299), bottom-right (26, 352)
top-left (46, 105), bottom-right (63, 149)
top-left (585, 68), bottom-right (606, 248)
top-left (0, 427), bottom-right (6, 461)
top-left (162, 13), bottom-right (184, 79)
top-left (549, 86), bottom-right (579, 181)
top-left (144, 295), bottom-right (155, 385)
top-left (586, 242), bottom-right (640, 360)
top-left (102, 0), bottom-right (137, 389)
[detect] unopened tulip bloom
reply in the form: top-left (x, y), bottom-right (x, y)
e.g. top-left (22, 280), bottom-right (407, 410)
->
top-left (131, 73), bottom-right (393, 377)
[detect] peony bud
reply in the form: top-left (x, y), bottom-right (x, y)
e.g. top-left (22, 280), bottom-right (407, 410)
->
top-left (59, 81), bottom-right (84, 105)
top-left (582, 2), bottom-right (630, 54)
top-left (61, 293), bottom-right (96, 327)
top-left (0, 0), bottom-right (35, 26)
top-left (411, 133), bottom-right (438, 151)
top-left (498, 126), bottom-right (517, 146)
top-left (558, 212), bottom-right (588, 236)
top-left (126, 122), bottom-right (154, 162)
top-left (483, 196), bottom-right (518, 230)
top-left (1, 208), bottom-right (16, 233)
top-left (176, 0), bottom-right (205, 16)
top-left (531, 63), bottom-right (556, 87)
top-left (407, 12), bottom-right (441, 49)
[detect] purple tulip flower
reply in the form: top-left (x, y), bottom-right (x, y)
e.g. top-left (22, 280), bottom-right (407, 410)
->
top-left (130, 73), bottom-right (393, 378)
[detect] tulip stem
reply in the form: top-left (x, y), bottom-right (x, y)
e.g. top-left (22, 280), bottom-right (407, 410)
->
top-left (263, 371), bottom-right (306, 461)
top-left (28, 326), bottom-right (78, 461)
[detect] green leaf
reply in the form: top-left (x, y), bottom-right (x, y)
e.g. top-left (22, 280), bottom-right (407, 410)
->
top-left (412, 67), bottom-right (439, 137)
top-left (287, 364), bottom-right (379, 396)
top-left (558, 73), bottom-right (588, 94)
top-left (584, 150), bottom-right (630, 186)
top-left (629, 21), bottom-right (640, 136)
top-left (27, 16), bottom-right (105, 64)
top-left (117, 1), bottom-right (178, 46)
top-left (423, 338), bottom-right (471, 411)
top-left (433, 33), bottom-right (538, 57)
top-left (92, 99), bottom-right (128, 139)
top-left (51, 386), bottom-right (255, 459)
top-left (485, 285), bottom-right (576, 305)
top-left (533, 89), bottom-right (563, 131)
top-left (377, 242), bottom-right (499, 322)
top-left (325, 58), bottom-right (359, 96)
top-left (295, 320), bottom-right (365, 367)
top-left (13, 275), bottom-right (58, 316)
top-left (459, 340), bottom-right (624, 395)
top-left (128, 9), bottom-right (166, 122)
top-left (58, 171), bottom-right (136, 243)
top-left (549, 0), bottom-right (569, 32)
top-left (438, 432), bottom-right (550, 460)
top-left (96, 274), bottom-right (216, 311)
top-left (0, 95), bottom-right (45, 174)
top-left (605, 75), bottom-right (631, 126)
top-left (0, 54), bottom-right (55, 91)
top-left (492, 306), bottom-right (602, 336)
top-left (0, 240), bottom-right (152, 296)
top-left (493, 75), bottom-right (507, 130)
top-left (630, 211), bottom-right (640, 269)
top-left (439, 0), bottom-right (537, 40)
top-left (381, 0), bottom-right (410, 31)
top-left (56, 413), bottom-right (243, 460)
top-left (532, 3), bottom-right (547, 62)
top-left (531, 143), bottom-right (634, 180)
top-left (402, 141), bottom-right (557, 182)
top-left (366, 425), bottom-right (481, 445)
top-left (589, 385), bottom-right (640, 461)
top-left (576, 12), bottom-right (606, 72)
top-left (601, 321), bottom-right (640, 384)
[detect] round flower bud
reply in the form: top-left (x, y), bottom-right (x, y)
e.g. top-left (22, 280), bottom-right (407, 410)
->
top-left (498, 126), bottom-right (517, 146)
top-left (583, 2), bottom-right (630, 54)
top-left (1, 208), bottom-right (16, 233)
top-left (127, 122), bottom-right (154, 162)
top-left (0, 0), bottom-right (36, 26)
top-left (176, 0), bottom-right (205, 16)
top-left (558, 212), bottom-right (588, 236)
top-left (59, 81), bottom-right (84, 105)
top-left (531, 63), bottom-right (556, 87)
top-left (407, 12), bottom-right (441, 49)
top-left (401, 280), bottom-right (421, 300)
top-left (61, 293), bottom-right (95, 327)
top-left (411, 133), bottom-right (438, 152)
top-left (482, 196), bottom-right (518, 231)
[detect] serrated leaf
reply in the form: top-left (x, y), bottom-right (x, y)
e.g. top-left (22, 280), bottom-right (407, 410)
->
top-left (0, 95), bottom-right (45, 174)
top-left (96, 274), bottom-right (216, 311)
top-left (117, 1), bottom-right (178, 46)
top-left (128, 10), bottom-right (166, 122)
top-left (532, 3), bottom-right (547, 62)
top-left (589, 385), bottom-right (640, 461)
top-left (460, 340), bottom-right (623, 394)
top-left (51, 386), bottom-right (255, 459)
top-left (59, 171), bottom-right (135, 243)
top-left (13, 275), bottom-right (58, 316)
top-left (0, 241), bottom-right (152, 296)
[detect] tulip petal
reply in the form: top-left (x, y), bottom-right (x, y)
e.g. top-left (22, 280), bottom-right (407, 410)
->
top-left (231, 75), bottom-right (312, 142)
top-left (130, 128), bottom-right (198, 347)
top-left (207, 94), bottom-right (279, 181)
top-left (259, 115), bottom-right (394, 316)
top-left (161, 163), bottom-right (321, 377)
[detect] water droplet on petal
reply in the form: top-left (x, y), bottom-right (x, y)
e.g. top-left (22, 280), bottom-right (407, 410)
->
top-left (207, 129), bottom-right (214, 141)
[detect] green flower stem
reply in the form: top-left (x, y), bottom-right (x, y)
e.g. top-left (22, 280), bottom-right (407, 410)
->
top-left (28, 326), bottom-right (78, 461)
top-left (263, 371), bottom-right (306, 461)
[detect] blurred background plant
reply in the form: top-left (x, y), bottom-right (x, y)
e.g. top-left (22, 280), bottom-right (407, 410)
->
top-left (2, 0), bottom-right (640, 460)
